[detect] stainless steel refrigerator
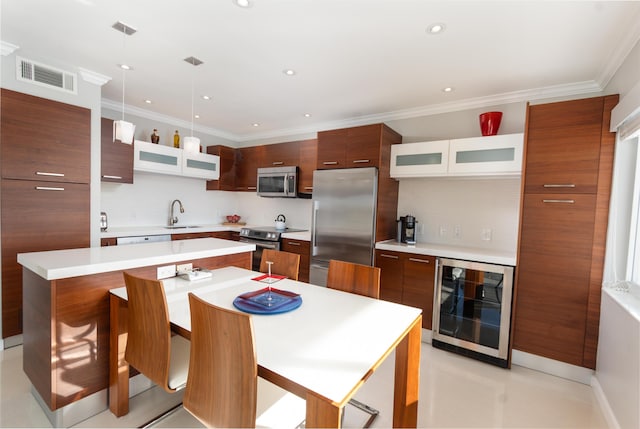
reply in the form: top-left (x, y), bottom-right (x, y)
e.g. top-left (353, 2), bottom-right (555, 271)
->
top-left (310, 167), bottom-right (378, 286)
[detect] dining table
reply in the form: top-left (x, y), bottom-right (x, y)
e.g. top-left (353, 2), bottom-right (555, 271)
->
top-left (109, 266), bottom-right (422, 428)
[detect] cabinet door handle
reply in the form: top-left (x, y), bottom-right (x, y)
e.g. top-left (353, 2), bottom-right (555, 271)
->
top-left (247, 186), bottom-right (257, 190)
top-left (543, 184), bottom-right (575, 188)
top-left (102, 175), bottom-right (123, 180)
top-left (380, 254), bottom-right (399, 259)
top-left (285, 241), bottom-right (301, 246)
top-left (322, 161), bottom-right (338, 165)
top-left (272, 161), bottom-right (284, 166)
top-left (352, 159), bottom-right (370, 164)
top-left (543, 199), bottom-right (575, 204)
top-left (36, 171), bottom-right (65, 177)
top-left (409, 257), bottom-right (430, 263)
top-left (304, 187), bottom-right (313, 191)
top-left (35, 186), bottom-right (65, 191)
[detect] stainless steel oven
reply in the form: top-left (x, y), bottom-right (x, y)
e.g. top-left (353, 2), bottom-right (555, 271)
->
top-left (239, 226), bottom-right (307, 271)
top-left (432, 258), bottom-right (514, 367)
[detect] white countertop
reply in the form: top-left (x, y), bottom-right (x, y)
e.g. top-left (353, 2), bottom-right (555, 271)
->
top-left (101, 224), bottom-right (311, 241)
top-left (17, 238), bottom-right (256, 280)
top-left (375, 239), bottom-right (516, 266)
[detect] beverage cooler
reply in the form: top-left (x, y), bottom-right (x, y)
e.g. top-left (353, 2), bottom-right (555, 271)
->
top-left (432, 258), bottom-right (514, 367)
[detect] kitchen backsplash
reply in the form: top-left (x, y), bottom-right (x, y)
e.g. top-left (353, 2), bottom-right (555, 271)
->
top-left (396, 177), bottom-right (521, 253)
top-left (101, 171), bottom-right (313, 229)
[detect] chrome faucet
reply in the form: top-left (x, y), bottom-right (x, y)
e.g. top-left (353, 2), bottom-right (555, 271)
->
top-left (169, 199), bottom-right (184, 226)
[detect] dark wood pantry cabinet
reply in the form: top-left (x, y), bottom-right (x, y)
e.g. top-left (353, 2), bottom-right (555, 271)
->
top-left (512, 95), bottom-right (618, 369)
top-left (1, 89), bottom-right (90, 338)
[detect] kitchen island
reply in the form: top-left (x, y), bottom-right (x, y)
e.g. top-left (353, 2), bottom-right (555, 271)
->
top-left (17, 238), bottom-right (254, 427)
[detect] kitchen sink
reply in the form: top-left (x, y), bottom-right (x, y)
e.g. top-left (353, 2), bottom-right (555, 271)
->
top-left (164, 225), bottom-right (201, 229)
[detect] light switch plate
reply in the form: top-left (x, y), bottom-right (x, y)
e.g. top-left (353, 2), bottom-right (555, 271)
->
top-left (176, 263), bottom-right (193, 274)
top-left (157, 264), bottom-right (176, 279)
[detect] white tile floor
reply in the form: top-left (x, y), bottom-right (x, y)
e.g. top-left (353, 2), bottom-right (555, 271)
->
top-left (0, 342), bottom-right (608, 428)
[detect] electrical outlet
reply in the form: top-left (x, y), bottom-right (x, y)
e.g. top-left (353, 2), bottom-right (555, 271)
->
top-left (481, 228), bottom-right (492, 241)
top-left (439, 225), bottom-right (447, 237)
top-left (176, 263), bottom-right (193, 274)
top-left (453, 225), bottom-right (461, 239)
top-left (157, 264), bottom-right (176, 279)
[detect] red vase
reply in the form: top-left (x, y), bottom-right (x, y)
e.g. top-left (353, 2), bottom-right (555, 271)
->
top-left (479, 112), bottom-right (502, 136)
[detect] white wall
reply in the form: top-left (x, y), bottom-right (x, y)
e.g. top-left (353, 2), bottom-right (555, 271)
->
top-left (397, 178), bottom-right (521, 252)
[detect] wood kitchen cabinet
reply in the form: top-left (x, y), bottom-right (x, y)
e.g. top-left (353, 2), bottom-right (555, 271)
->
top-left (101, 117), bottom-right (134, 183)
top-left (1, 89), bottom-right (91, 339)
top-left (1, 89), bottom-right (90, 184)
top-left (512, 95), bottom-right (618, 369)
top-left (375, 249), bottom-right (435, 329)
top-left (281, 238), bottom-right (310, 283)
top-left (260, 141), bottom-right (299, 168)
top-left (206, 145), bottom-right (236, 191)
top-left (298, 138), bottom-right (317, 194)
top-left (317, 124), bottom-right (398, 170)
top-left (235, 146), bottom-right (265, 192)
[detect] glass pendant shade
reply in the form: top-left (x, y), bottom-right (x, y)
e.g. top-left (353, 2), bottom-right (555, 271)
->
top-left (113, 120), bottom-right (135, 144)
top-left (183, 135), bottom-right (200, 153)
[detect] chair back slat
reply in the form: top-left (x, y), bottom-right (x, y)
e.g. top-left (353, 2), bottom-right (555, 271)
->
top-left (259, 249), bottom-right (301, 281)
top-left (326, 259), bottom-right (381, 299)
top-left (184, 293), bottom-right (258, 428)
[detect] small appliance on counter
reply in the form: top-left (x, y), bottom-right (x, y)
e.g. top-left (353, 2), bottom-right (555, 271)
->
top-left (397, 215), bottom-right (417, 244)
top-left (100, 212), bottom-right (108, 231)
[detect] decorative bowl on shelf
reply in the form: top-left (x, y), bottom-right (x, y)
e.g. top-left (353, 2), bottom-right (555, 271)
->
top-left (226, 214), bottom-right (241, 223)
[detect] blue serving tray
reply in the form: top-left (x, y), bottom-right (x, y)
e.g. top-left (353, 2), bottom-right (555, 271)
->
top-left (233, 287), bottom-right (302, 315)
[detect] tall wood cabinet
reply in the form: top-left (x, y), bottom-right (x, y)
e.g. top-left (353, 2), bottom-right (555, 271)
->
top-left (101, 117), bottom-right (134, 183)
top-left (513, 95), bottom-right (618, 368)
top-left (1, 89), bottom-right (90, 338)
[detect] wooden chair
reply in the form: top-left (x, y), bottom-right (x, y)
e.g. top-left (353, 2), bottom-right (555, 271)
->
top-left (326, 259), bottom-right (381, 428)
top-left (183, 293), bottom-right (258, 428)
top-left (259, 249), bottom-right (301, 281)
top-left (326, 259), bottom-right (381, 299)
top-left (123, 272), bottom-right (190, 393)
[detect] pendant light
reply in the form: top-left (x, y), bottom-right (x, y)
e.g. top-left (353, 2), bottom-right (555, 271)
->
top-left (183, 56), bottom-right (203, 153)
top-left (112, 21), bottom-right (137, 144)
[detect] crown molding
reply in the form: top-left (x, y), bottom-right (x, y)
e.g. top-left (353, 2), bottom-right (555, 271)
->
top-left (78, 68), bottom-right (111, 86)
top-left (101, 98), bottom-right (239, 142)
top-left (235, 80), bottom-right (604, 143)
top-left (103, 79), bottom-right (604, 144)
top-left (596, 6), bottom-right (640, 89)
top-left (1, 40), bottom-right (19, 56)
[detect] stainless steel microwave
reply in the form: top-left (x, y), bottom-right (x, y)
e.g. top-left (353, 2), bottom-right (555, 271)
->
top-left (257, 166), bottom-right (298, 197)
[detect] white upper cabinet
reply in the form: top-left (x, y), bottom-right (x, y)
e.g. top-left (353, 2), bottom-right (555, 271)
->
top-left (390, 133), bottom-right (523, 178)
top-left (182, 150), bottom-right (220, 180)
top-left (134, 140), bottom-right (220, 180)
top-left (390, 139), bottom-right (449, 177)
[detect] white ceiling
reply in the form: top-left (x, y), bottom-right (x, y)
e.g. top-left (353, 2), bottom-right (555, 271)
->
top-left (2, 0), bottom-right (640, 142)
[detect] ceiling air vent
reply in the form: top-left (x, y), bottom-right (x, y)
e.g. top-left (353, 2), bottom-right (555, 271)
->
top-left (16, 56), bottom-right (77, 94)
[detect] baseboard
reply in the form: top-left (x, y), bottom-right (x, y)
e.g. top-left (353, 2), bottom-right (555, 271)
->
top-left (591, 375), bottom-right (620, 429)
top-left (511, 349), bottom-right (594, 385)
top-left (1, 334), bottom-right (23, 349)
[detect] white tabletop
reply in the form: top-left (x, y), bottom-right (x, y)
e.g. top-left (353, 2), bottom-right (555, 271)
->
top-left (18, 238), bottom-right (255, 280)
top-left (110, 266), bottom-right (422, 405)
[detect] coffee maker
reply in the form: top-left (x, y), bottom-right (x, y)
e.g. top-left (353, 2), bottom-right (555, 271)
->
top-left (397, 215), bottom-right (417, 244)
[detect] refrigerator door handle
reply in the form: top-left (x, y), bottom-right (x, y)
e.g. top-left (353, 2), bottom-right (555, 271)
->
top-left (311, 200), bottom-right (319, 256)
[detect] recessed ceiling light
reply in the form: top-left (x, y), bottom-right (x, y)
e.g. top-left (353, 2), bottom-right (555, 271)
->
top-left (234, 0), bottom-right (252, 8)
top-left (201, 95), bottom-right (211, 101)
top-left (144, 99), bottom-right (152, 104)
top-left (442, 87), bottom-right (454, 93)
top-left (252, 123), bottom-right (260, 127)
top-left (117, 63), bottom-right (133, 70)
top-left (195, 114), bottom-right (200, 119)
top-left (426, 23), bottom-right (446, 35)
top-left (304, 113), bottom-right (311, 118)
top-left (283, 69), bottom-right (296, 76)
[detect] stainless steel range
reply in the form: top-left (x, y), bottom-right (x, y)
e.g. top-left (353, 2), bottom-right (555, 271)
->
top-left (239, 226), bottom-right (307, 271)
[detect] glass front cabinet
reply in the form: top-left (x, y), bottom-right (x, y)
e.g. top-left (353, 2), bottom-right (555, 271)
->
top-left (432, 258), bottom-right (514, 367)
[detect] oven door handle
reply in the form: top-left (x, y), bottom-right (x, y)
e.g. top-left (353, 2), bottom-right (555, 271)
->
top-left (240, 238), bottom-right (280, 250)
